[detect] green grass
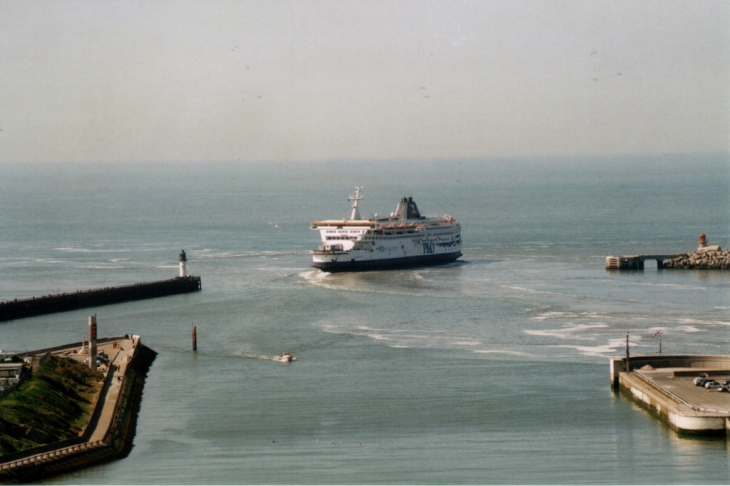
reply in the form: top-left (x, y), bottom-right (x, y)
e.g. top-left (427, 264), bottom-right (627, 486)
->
top-left (0, 356), bottom-right (103, 456)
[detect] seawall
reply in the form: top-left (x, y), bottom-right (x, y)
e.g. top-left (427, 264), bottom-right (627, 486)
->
top-left (0, 338), bottom-right (157, 483)
top-left (0, 276), bottom-right (201, 322)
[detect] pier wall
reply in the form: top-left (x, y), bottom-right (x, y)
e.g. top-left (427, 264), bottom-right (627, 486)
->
top-left (0, 276), bottom-right (201, 322)
top-left (609, 355), bottom-right (730, 388)
top-left (617, 372), bottom-right (728, 436)
top-left (0, 340), bottom-right (157, 483)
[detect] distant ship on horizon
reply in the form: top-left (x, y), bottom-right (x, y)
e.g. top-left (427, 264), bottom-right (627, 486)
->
top-left (310, 187), bottom-right (462, 272)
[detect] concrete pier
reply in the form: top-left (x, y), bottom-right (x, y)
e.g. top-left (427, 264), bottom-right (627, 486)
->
top-left (0, 276), bottom-right (201, 322)
top-left (605, 254), bottom-right (680, 270)
top-left (610, 354), bottom-right (730, 436)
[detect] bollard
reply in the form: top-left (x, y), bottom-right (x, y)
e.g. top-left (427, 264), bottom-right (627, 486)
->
top-left (192, 325), bottom-right (197, 351)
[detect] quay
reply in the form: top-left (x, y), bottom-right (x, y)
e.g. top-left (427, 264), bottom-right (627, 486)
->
top-left (610, 355), bottom-right (730, 436)
top-left (0, 334), bottom-right (156, 482)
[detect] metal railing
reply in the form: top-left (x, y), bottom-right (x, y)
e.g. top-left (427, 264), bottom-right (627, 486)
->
top-left (633, 370), bottom-right (730, 414)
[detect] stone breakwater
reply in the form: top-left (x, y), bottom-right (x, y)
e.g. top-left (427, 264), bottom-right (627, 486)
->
top-left (664, 250), bottom-right (730, 270)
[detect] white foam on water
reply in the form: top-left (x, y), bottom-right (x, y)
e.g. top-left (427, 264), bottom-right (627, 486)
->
top-left (55, 247), bottom-right (166, 253)
top-left (552, 334), bottom-right (661, 356)
top-left (473, 349), bottom-right (537, 357)
top-left (300, 271), bottom-right (430, 297)
top-left (531, 311), bottom-right (609, 321)
top-left (197, 250), bottom-right (303, 260)
top-left (32, 258), bottom-right (68, 264)
top-left (673, 325), bottom-right (703, 333)
top-left (524, 323), bottom-right (608, 340)
top-left (320, 320), bottom-right (480, 350)
top-left (368, 334), bottom-right (390, 341)
top-left (354, 326), bottom-right (447, 334)
top-left (552, 343), bottom-right (624, 357)
top-left (677, 318), bottom-right (730, 327)
top-left (637, 282), bottom-right (708, 291)
top-left (531, 311), bottom-right (573, 321)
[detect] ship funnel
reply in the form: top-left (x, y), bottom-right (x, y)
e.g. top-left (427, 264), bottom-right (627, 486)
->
top-left (393, 196), bottom-right (421, 220)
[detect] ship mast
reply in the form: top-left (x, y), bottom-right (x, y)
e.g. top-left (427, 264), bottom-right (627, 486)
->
top-left (349, 186), bottom-right (363, 220)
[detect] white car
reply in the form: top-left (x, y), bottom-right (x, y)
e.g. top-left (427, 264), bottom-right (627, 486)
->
top-left (83, 357), bottom-right (103, 367)
top-left (704, 381), bottom-right (721, 390)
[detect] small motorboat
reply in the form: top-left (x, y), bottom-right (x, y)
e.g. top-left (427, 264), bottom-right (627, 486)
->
top-left (280, 352), bottom-right (294, 362)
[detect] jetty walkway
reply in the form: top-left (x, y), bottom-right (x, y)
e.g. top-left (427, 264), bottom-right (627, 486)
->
top-left (605, 254), bottom-right (680, 270)
top-left (0, 336), bottom-right (156, 482)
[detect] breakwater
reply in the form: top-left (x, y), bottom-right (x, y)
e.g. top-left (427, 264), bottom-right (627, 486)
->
top-left (0, 276), bottom-right (201, 322)
top-left (605, 250), bottom-right (729, 271)
top-left (663, 249), bottom-right (730, 270)
top-left (0, 337), bottom-right (157, 483)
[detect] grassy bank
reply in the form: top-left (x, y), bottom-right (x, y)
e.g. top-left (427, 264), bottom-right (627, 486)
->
top-left (0, 356), bottom-right (103, 456)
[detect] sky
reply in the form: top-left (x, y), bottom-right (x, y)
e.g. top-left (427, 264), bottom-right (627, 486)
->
top-left (0, 0), bottom-right (728, 163)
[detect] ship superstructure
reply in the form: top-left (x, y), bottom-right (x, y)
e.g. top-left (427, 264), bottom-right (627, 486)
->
top-left (311, 187), bottom-right (462, 272)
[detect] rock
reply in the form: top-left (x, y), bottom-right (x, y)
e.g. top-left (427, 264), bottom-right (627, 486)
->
top-left (664, 249), bottom-right (730, 270)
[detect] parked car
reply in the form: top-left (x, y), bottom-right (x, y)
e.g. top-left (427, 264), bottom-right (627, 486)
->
top-left (718, 386), bottom-right (729, 393)
top-left (722, 378), bottom-right (730, 386)
top-left (97, 352), bottom-right (109, 364)
top-left (693, 377), bottom-right (707, 386)
top-left (83, 357), bottom-right (103, 367)
top-left (704, 380), bottom-right (721, 390)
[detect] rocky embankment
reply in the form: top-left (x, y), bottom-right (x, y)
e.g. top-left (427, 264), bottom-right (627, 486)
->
top-left (664, 249), bottom-right (730, 270)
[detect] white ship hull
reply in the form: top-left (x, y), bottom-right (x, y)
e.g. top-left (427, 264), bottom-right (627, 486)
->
top-left (311, 190), bottom-right (462, 272)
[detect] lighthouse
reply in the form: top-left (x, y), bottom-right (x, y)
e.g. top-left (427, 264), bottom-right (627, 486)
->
top-left (179, 250), bottom-right (187, 277)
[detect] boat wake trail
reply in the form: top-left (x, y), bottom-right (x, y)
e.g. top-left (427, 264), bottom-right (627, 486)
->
top-left (234, 352), bottom-right (297, 363)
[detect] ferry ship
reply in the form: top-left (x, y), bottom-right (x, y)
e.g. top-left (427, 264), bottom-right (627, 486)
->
top-left (311, 187), bottom-right (462, 272)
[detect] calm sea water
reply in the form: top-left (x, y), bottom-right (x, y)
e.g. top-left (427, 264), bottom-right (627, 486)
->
top-left (1, 154), bottom-right (729, 484)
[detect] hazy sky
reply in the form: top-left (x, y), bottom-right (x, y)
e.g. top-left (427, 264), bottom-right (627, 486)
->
top-left (1, 0), bottom-right (728, 163)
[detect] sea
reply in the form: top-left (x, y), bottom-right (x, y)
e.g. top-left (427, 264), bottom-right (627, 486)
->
top-left (0, 154), bottom-right (729, 484)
